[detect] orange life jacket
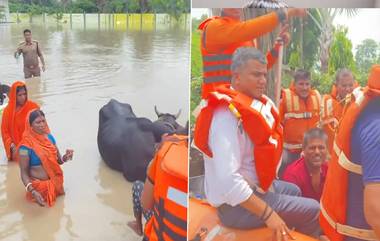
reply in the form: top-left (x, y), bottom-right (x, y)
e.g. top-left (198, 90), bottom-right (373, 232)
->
top-left (194, 85), bottom-right (283, 191)
top-left (320, 85), bottom-right (354, 155)
top-left (198, 17), bottom-right (280, 100)
top-left (320, 83), bottom-right (359, 155)
top-left (144, 135), bottom-right (188, 241)
top-left (281, 87), bottom-right (321, 152)
top-left (320, 65), bottom-right (380, 241)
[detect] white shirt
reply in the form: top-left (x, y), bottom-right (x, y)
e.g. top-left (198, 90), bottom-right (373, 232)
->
top-left (204, 106), bottom-right (259, 207)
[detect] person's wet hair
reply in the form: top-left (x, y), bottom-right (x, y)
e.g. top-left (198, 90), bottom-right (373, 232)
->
top-left (303, 128), bottom-right (328, 148)
top-left (16, 85), bottom-right (27, 94)
top-left (23, 29), bottom-right (31, 35)
top-left (29, 110), bottom-right (45, 125)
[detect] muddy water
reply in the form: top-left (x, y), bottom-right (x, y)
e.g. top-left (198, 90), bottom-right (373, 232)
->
top-left (0, 22), bottom-right (189, 241)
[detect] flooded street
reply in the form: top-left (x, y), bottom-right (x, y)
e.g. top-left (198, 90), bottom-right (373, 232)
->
top-left (0, 21), bottom-right (189, 241)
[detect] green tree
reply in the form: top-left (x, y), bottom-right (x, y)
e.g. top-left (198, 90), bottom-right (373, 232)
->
top-left (328, 26), bottom-right (356, 75)
top-left (70, 0), bottom-right (97, 12)
top-left (151, 0), bottom-right (190, 20)
top-left (355, 39), bottom-right (379, 74)
top-left (308, 9), bottom-right (358, 73)
top-left (106, 0), bottom-right (125, 12)
top-left (96, 0), bottom-right (106, 12)
top-left (9, 0), bottom-right (190, 14)
top-left (126, 0), bottom-right (140, 13)
top-left (285, 9), bottom-right (322, 71)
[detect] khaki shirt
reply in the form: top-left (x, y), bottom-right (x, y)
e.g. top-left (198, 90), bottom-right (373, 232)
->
top-left (17, 40), bottom-right (42, 68)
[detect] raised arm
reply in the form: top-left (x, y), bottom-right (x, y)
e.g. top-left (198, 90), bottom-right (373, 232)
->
top-left (204, 9), bottom-right (305, 53)
top-left (204, 11), bottom-right (280, 53)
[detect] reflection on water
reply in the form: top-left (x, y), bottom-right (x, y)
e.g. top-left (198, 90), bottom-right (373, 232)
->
top-left (0, 21), bottom-right (189, 241)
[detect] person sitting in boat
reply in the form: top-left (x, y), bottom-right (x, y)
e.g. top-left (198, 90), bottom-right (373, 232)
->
top-left (193, 47), bottom-right (321, 240)
top-left (18, 109), bottom-right (74, 207)
top-left (128, 134), bottom-right (188, 241)
top-left (1, 81), bottom-right (39, 161)
top-left (282, 128), bottom-right (329, 201)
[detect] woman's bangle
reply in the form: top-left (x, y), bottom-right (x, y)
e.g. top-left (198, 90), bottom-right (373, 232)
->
top-left (25, 182), bottom-right (33, 192)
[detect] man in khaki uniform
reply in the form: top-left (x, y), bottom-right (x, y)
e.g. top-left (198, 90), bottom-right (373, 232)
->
top-left (14, 29), bottom-right (46, 79)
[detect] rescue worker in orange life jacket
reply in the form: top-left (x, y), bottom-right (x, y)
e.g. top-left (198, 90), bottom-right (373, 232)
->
top-left (320, 68), bottom-right (355, 156)
top-left (320, 65), bottom-right (380, 241)
top-left (194, 47), bottom-right (320, 241)
top-left (139, 134), bottom-right (188, 241)
top-left (198, 8), bottom-right (307, 100)
top-left (278, 70), bottom-right (321, 176)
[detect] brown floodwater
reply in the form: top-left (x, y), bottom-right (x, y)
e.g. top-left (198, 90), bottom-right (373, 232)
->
top-left (0, 21), bottom-right (189, 241)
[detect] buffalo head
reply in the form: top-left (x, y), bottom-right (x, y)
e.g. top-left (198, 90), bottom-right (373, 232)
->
top-left (153, 106), bottom-right (188, 136)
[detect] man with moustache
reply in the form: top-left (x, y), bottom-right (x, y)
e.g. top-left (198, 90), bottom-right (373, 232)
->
top-left (194, 47), bottom-right (320, 241)
top-left (14, 29), bottom-right (46, 79)
top-left (282, 128), bottom-right (329, 201)
top-left (279, 70), bottom-right (321, 175)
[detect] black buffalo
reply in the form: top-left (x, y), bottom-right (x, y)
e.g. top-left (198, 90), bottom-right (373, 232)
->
top-left (97, 99), bottom-right (188, 182)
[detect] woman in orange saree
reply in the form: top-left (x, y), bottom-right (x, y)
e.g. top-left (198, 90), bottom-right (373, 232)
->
top-left (1, 81), bottom-right (39, 161)
top-left (18, 109), bottom-right (74, 207)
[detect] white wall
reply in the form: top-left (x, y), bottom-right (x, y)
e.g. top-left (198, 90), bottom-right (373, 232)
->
top-left (0, 0), bottom-right (9, 22)
top-left (192, 0), bottom-right (376, 8)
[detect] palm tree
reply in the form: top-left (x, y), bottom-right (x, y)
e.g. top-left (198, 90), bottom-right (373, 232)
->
top-left (308, 9), bottom-right (358, 73)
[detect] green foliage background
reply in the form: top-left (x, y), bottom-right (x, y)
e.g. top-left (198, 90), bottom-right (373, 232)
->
top-left (9, 0), bottom-right (190, 17)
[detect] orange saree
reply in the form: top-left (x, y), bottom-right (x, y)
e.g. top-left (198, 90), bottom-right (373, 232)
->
top-left (1, 81), bottom-right (39, 160)
top-left (19, 110), bottom-right (64, 207)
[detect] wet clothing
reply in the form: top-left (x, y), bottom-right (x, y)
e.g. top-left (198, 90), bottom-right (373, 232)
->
top-left (199, 13), bottom-right (281, 99)
top-left (346, 98), bottom-right (380, 241)
top-left (132, 180), bottom-right (153, 221)
top-left (17, 41), bottom-right (42, 78)
top-left (218, 180), bottom-right (320, 236)
top-left (19, 134), bottom-right (56, 167)
top-left (19, 110), bottom-right (64, 207)
top-left (282, 157), bottom-right (328, 201)
top-left (24, 66), bottom-right (41, 79)
top-left (1, 81), bottom-right (39, 160)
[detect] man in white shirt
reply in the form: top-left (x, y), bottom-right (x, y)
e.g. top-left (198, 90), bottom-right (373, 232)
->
top-left (203, 47), bottom-right (320, 240)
